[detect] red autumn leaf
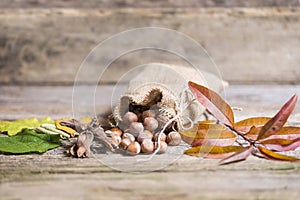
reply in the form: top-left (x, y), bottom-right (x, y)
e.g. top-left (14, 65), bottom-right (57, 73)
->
top-left (188, 81), bottom-right (234, 128)
top-left (257, 94), bottom-right (298, 141)
top-left (219, 146), bottom-right (253, 165)
top-left (184, 145), bottom-right (245, 159)
top-left (234, 117), bottom-right (272, 133)
top-left (257, 146), bottom-right (300, 162)
top-left (245, 126), bottom-right (300, 141)
top-left (261, 138), bottom-right (300, 152)
top-left (180, 123), bottom-right (236, 147)
top-left (263, 126), bottom-right (300, 141)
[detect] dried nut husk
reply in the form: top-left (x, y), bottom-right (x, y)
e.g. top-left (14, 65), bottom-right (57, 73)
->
top-left (166, 131), bottom-right (182, 146)
top-left (119, 138), bottom-right (132, 150)
top-left (143, 117), bottom-right (159, 132)
top-left (154, 132), bottom-right (167, 142)
top-left (110, 133), bottom-right (122, 146)
top-left (141, 139), bottom-right (154, 154)
top-left (126, 141), bottom-right (141, 155)
top-left (142, 110), bottom-right (157, 121)
top-left (110, 127), bottom-right (123, 136)
top-left (129, 122), bottom-right (144, 137)
top-left (137, 130), bottom-right (153, 143)
top-left (104, 130), bottom-right (122, 147)
top-left (123, 112), bottom-right (138, 125)
top-left (122, 132), bottom-right (135, 142)
top-left (154, 141), bottom-right (168, 154)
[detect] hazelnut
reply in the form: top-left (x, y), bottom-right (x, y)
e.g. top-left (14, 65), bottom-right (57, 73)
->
top-left (153, 132), bottom-right (167, 142)
top-left (143, 117), bottom-right (158, 132)
top-left (141, 139), bottom-right (154, 154)
top-left (126, 141), bottom-right (141, 155)
top-left (129, 122), bottom-right (144, 137)
top-left (166, 131), bottom-right (182, 146)
top-left (122, 132), bottom-right (135, 142)
top-left (142, 110), bottom-right (157, 121)
top-left (119, 138), bottom-right (132, 150)
top-left (154, 141), bottom-right (168, 154)
top-left (110, 127), bottom-right (123, 136)
top-left (137, 130), bottom-right (153, 143)
top-left (123, 112), bottom-right (138, 125)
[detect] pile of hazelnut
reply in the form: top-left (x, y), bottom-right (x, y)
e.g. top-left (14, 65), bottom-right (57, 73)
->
top-left (106, 110), bottom-right (182, 155)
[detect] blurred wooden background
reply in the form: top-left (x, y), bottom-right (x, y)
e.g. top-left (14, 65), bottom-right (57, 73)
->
top-left (0, 0), bottom-right (300, 85)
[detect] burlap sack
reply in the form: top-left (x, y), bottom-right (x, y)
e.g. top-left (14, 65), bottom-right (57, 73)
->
top-left (113, 63), bottom-right (226, 131)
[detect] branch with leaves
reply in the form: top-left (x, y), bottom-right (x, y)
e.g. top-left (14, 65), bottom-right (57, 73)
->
top-left (182, 81), bottom-right (300, 165)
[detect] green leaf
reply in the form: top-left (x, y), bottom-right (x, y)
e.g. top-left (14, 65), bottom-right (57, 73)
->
top-left (0, 117), bottom-right (54, 136)
top-left (0, 128), bottom-right (60, 154)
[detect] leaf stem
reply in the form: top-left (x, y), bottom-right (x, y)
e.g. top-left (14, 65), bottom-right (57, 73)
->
top-left (226, 125), bottom-right (255, 146)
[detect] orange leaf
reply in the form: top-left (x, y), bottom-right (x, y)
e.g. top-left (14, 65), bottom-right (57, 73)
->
top-left (244, 126), bottom-right (261, 140)
top-left (188, 81), bottom-right (234, 128)
top-left (234, 117), bottom-right (272, 133)
top-left (219, 146), bottom-right (253, 165)
top-left (180, 123), bottom-right (236, 147)
top-left (257, 94), bottom-right (298, 141)
top-left (184, 145), bottom-right (245, 159)
top-left (257, 146), bottom-right (300, 162)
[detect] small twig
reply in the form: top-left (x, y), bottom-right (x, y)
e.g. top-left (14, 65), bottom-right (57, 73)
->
top-left (226, 125), bottom-right (255, 146)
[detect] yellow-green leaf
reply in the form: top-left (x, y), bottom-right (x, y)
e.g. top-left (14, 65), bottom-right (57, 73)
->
top-left (0, 117), bottom-right (54, 136)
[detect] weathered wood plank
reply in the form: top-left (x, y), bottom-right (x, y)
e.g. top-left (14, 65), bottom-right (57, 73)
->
top-left (1, 85), bottom-right (300, 121)
top-left (1, 85), bottom-right (300, 199)
top-left (1, 153), bottom-right (300, 200)
top-left (1, 8), bottom-right (300, 85)
top-left (0, 0), bottom-right (298, 8)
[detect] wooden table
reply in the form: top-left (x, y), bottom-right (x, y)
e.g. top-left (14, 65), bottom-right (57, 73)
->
top-left (1, 85), bottom-right (300, 199)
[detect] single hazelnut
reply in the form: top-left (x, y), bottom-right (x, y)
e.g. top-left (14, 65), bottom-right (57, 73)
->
top-left (142, 110), bottom-right (157, 121)
top-left (129, 122), bottom-right (144, 137)
top-left (166, 131), bottom-right (182, 146)
top-left (110, 127), bottom-right (123, 136)
top-left (141, 139), bottom-right (154, 154)
top-left (137, 130), bottom-right (153, 143)
top-left (154, 141), bottom-right (168, 154)
top-left (119, 138), bottom-right (132, 150)
top-left (123, 112), bottom-right (138, 125)
top-left (143, 117), bottom-right (159, 132)
top-left (153, 132), bottom-right (167, 142)
top-left (122, 132), bottom-right (135, 142)
top-left (126, 141), bottom-right (141, 155)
